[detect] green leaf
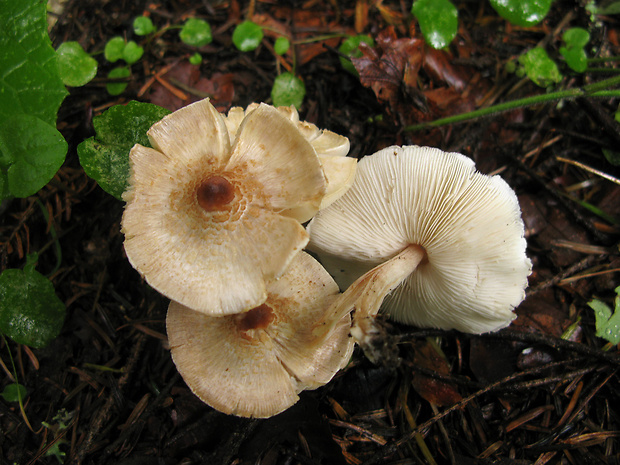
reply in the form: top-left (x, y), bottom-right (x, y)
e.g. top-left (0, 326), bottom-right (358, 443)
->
top-left (104, 36), bottom-right (125, 62)
top-left (232, 21), bottom-right (264, 52)
top-left (0, 114), bottom-right (67, 199)
top-left (45, 440), bottom-right (67, 462)
top-left (77, 101), bottom-right (170, 199)
top-left (56, 41), bottom-right (98, 87)
top-left (271, 72), bottom-right (305, 109)
top-left (338, 35), bottom-right (375, 75)
top-left (0, 258), bottom-right (66, 349)
top-left (559, 28), bottom-right (590, 73)
top-left (588, 286), bottom-right (620, 344)
top-left (411, 0), bottom-right (458, 49)
top-left (602, 148), bottom-right (620, 166)
top-left (274, 36), bottom-right (290, 55)
top-left (489, 0), bottom-right (553, 27)
top-left (122, 40), bottom-right (144, 65)
top-left (133, 16), bottom-right (156, 36)
top-left (1, 383), bottom-right (27, 402)
top-left (180, 18), bottom-right (213, 47)
top-left (0, 0), bottom-right (69, 127)
top-left (563, 27), bottom-right (590, 48)
top-left (587, 1), bottom-right (620, 15)
top-left (189, 52), bottom-right (203, 65)
top-left (106, 66), bottom-right (131, 96)
top-left (519, 47), bottom-right (562, 87)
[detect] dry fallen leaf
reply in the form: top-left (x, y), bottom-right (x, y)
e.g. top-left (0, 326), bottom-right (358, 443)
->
top-left (149, 62), bottom-right (234, 112)
top-left (411, 339), bottom-right (462, 407)
top-left (351, 26), bottom-right (425, 122)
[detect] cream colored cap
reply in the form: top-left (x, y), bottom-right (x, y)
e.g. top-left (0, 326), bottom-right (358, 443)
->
top-left (225, 103), bottom-right (357, 221)
top-left (122, 98), bottom-right (327, 315)
top-left (166, 252), bottom-right (354, 418)
top-left (307, 145), bottom-right (532, 334)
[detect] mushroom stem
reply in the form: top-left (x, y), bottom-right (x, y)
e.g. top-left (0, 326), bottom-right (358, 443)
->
top-left (312, 244), bottom-right (426, 343)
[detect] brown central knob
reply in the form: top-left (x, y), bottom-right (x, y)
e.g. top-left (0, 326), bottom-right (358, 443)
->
top-left (197, 175), bottom-right (235, 211)
top-left (237, 304), bottom-right (275, 331)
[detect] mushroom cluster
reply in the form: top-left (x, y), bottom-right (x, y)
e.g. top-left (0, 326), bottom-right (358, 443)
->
top-left (122, 99), bottom-right (532, 418)
top-left (122, 98), bottom-right (355, 316)
top-left (122, 98), bottom-right (355, 418)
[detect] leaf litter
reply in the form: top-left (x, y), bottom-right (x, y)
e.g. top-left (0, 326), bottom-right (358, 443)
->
top-left (1, 0), bottom-right (619, 464)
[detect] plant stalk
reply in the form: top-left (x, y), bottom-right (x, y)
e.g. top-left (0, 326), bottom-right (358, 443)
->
top-left (404, 75), bottom-right (620, 131)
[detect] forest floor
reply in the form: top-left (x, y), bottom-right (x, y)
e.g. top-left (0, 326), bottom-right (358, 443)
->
top-left (1, 0), bottom-right (620, 464)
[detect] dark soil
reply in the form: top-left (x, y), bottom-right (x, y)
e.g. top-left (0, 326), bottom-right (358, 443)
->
top-left (2, 1), bottom-right (620, 464)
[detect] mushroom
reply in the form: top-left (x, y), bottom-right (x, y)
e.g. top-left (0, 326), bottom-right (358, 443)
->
top-left (224, 103), bottom-right (357, 221)
top-left (166, 251), bottom-right (354, 418)
top-left (122, 98), bottom-right (330, 316)
top-left (306, 145), bottom-right (532, 346)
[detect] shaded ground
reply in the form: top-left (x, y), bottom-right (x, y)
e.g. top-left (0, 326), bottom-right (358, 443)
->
top-left (1, 0), bottom-right (620, 464)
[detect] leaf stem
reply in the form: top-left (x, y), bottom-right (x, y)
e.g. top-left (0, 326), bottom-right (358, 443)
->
top-left (587, 56), bottom-right (620, 64)
top-left (1, 334), bottom-right (34, 431)
top-left (292, 33), bottom-right (348, 45)
top-left (35, 199), bottom-right (62, 275)
top-left (404, 75), bottom-right (620, 131)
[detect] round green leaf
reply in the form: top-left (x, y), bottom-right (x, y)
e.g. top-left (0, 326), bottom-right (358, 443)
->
top-left (232, 20), bottom-right (264, 52)
top-left (1, 383), bottom-right (28, 402)
top-left (77, 101), bottom-right (171, 199)
top-left (0, 114), bottom-right (67, 199)
top-left (411, 0), bottom-right (458, 50)
top-left (133, 16), bottom-right (156, 36)
top-left (560, 45), bottom-right (587, 73)
top-left (271, 72), bottom-right (305, 109)
top-left (519, 47), bottom-right (562, 87)
top-left (338, 35), bottom-right (375, 75)
top-left (563, 27), bottom-right (590, 48)
top-left (56, 41), bottom-right (98, 87)
top-left (122, 41), bottom-right (144, 65)
top-left (104, 36), bottom-right (125, 63)
top-left (560, 28), bottom-right (590, 73)
top-left (489, 0), bottom-right (553, 27)
top-left (106, 66), bottom-right (131, 96)
top-left (189, 52), bottom-right (203, 65)
top-left (274, 36), bottom-right (290, 55)
top-left (180, 18), bottom-right (213, 47)
top-left (0, 263), bottom-right (66, 349)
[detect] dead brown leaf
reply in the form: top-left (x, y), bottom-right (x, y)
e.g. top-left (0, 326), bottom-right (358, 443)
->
top-left (149, 62), bottom-right (234, 112)
top-left (351, 27), bottom-right (425, 119)
top-left (411, 340), bottom-right (462, 407)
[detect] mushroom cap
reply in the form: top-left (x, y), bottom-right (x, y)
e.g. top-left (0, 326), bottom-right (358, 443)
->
top-left (122, 98), bottom-right (327, 315)
top-left (166, 251), bottom-right (354, 418)
top-left (307, 145), bottom-right (532, 334)
top-left (225, 103), bottom-right (357, 221)
top-left (225, 103), bottom-right (351, 158)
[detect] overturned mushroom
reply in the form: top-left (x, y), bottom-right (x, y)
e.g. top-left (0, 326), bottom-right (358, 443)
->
top-left (166, 251), bottom-right (354, 418)
top-left (122, 98), bottom-right (330, 316)
top-left (307, 145), bottom-right (532, 345)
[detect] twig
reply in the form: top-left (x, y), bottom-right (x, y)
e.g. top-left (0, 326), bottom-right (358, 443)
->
top-left (73, 330), bottom-right (147, 464)
top-left (478, 330), bottom-right (620, 367)
top-left (362, 358), bottom-right (610, 465)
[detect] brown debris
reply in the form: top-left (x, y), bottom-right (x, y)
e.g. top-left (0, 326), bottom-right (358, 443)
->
top-left (1, 0), bottom-right (620, 464)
